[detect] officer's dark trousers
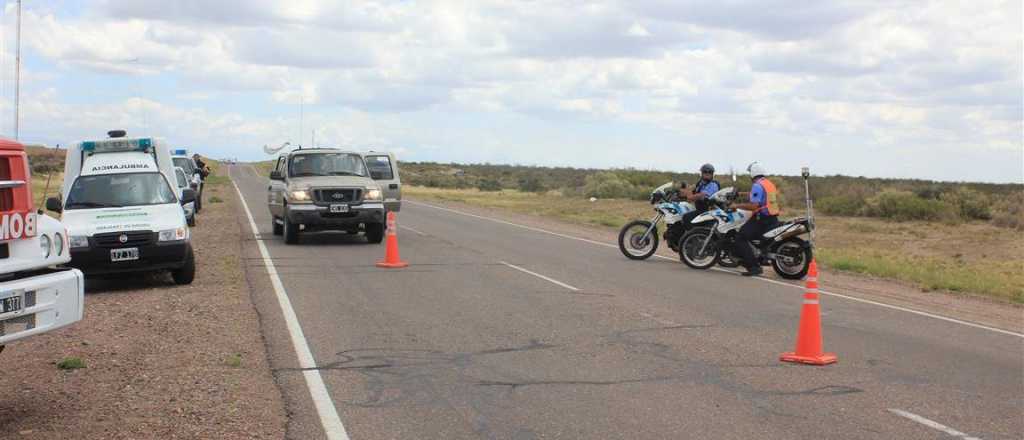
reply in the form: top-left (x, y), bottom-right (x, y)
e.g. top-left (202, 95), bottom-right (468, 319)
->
top-left (734, 215), bottom-right (779, 269)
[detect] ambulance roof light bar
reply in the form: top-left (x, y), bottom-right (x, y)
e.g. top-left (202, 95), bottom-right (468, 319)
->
top-left (81, 137), bottom-right (153, 154)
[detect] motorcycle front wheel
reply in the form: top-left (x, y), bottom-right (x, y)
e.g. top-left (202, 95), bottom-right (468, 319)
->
top-left (619, 220), bottom-right (659, 260)
top-left (771, 237), bottom-right (812, 280)
top-left (679, 227), bottom-right (720, 269)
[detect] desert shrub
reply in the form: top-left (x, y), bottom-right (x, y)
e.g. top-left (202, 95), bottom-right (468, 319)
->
top-left (940, 188), bottom-right (992, 221)
top-left (518, 176), bottom-right (546, 193)
top-left (476, 178), bottom-right (503, 192)
top-left (863, 190), bottom-right (955, 222)
top-left (817, 195), bottom-right (865, 216)
top-left (991, 190), bottom-right (1024, 229)
top-left (582, 172), bottom-right (641, 199)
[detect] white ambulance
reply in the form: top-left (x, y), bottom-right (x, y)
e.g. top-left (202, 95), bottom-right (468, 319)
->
top-left (1, 137), bottom-right (84, 351)
top-left (47, 131), bottom-right (196, 284)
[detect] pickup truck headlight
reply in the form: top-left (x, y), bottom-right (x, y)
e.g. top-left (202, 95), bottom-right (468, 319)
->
top-left (289, 190), bottom-right (311, 202)
top-left (39, 234), bottom-right (52, 258)
top-left (364, 188), bottom-right (382, 201)
top-left (69, 235), bottom-right (89, 249)
top-left (159, 227), bottom-right (189, 242)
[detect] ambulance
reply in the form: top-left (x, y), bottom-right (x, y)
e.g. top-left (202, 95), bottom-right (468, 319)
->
top-left (0, 137), bottom-right (84, 351)
top-left (47, 131), bottom-right (196, 284)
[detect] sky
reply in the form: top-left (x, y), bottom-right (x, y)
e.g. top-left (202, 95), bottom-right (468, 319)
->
top-left (0, 0), bottom-right (1020, 183)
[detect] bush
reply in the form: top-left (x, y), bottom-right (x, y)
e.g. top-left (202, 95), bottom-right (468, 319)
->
top-left (817, 195), bottom-right (864, 216)
top-left (582, 172), bottom-right (641, 200)
top-left (940, 188), bottom-right (992, 221)
top-left (476, 178), bottom-right (502, 192)
top-left (863, 191), bottom-right (954, 222)
top-left (518, 176), bottom-right (546, 193)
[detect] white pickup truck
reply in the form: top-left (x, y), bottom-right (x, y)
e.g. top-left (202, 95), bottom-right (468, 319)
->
top-left (0, 138), bottom-right (84, 354)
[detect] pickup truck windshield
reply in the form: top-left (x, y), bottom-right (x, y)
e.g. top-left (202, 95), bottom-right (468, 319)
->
top-left (289, 153), bottom-right (368, 177)
top-left (65, 173), bottom-right (177, 209)
top-left (173, 158), bottom-right (196, 174)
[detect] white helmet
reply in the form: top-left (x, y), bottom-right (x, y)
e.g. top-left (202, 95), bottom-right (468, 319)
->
top-left (746, 162), bottom-right (767, 178)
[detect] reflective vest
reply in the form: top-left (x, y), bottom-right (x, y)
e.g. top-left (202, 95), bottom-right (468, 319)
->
top-left (756, 177), bottom-right (781, 217)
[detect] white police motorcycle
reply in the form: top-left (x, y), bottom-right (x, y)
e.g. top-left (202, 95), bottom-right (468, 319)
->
top-left (678, 187), bottom-right (813, 279)
top-left (618, 182), bottom-right (696, 260)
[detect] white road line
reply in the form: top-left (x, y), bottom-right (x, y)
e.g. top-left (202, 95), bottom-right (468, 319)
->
top-left (400, 225), bottom-right (427, 236)
top-left (500, 261), bottom-right (580, 291)
top-left (407, 200), bottom-right (1024, 339)
top-left (231, 176), bottom-right (351, 440)
top-left (888, 409), bottom-right (982, 440)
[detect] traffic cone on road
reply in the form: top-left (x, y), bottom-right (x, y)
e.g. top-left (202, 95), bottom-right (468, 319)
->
top-left (376, 211), bottom-right (408, 269)
top-left (780, 260), bottom-right (837, 365)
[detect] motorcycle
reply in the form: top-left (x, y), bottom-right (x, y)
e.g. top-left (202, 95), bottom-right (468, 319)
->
top-left (618, 182), bottom-right (696, 260)
top-left (678, 187), bottom-right (814, 279)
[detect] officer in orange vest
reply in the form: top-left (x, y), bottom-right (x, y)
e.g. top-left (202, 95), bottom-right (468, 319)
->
top-left (731, 162), bottom-right (781, 276)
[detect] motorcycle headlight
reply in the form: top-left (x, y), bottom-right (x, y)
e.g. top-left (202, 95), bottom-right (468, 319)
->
top-left (159, 227), bottom-right (189, 242)
top-left (39, 234), bottom-right (52, 258)
top-left (54, 232), bottom-right (65, 256)
top-left (364, 188), bottom-right (382, 202)
top-left (289, 190), bottom-right (311, 202)
top-left (69, 235), bottom-right (90, 249)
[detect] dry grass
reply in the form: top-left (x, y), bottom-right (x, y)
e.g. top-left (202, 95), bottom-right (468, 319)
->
top-left (407, 186), bottom-right (1024, 303)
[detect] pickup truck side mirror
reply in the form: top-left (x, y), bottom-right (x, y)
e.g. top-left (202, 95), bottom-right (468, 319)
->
top-left (45, 197), bottom-right (62, 213)
top-left (370, 171), bottom-right (384, 180)
top-left (181, 188), bottom-right (197, 205)
top-left (269, 170), bottom-right (284, 181)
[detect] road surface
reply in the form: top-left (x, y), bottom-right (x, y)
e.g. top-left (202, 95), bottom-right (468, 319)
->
top-left (228, 164), bottom-right (1022, 440)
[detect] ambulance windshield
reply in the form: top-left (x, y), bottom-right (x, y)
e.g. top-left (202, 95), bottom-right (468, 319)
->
top-left (66, 173), bottom-right (176, 209)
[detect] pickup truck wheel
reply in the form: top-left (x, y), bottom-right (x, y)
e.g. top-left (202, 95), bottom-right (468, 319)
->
top-left (365, 222), bottom-right (385, 244)
top-left (172, 247), bottom-right (196, 285)
top-left (272, 217), bottom-right (283, 235)
top-left (284, 218), bottom-right (300, 244)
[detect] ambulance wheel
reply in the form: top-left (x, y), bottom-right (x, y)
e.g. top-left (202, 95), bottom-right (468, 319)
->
top-left (272, 217), bottom-right (283, 235)
top-left (172, 248), bottom-right (196, 285)
top-left (284, 218), bottom-right (300, 244)
top-left (365, 222), bottom-right (385, 244)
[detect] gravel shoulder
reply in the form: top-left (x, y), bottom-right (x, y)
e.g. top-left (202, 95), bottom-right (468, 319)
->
top-left (0, 180), bottom-right (287, 439)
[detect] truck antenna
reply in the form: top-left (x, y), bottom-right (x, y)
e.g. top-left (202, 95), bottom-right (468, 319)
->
top-left (38, 143), bottom-right (62, 213)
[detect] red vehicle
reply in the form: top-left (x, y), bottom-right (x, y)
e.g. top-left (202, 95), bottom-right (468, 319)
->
top-left (0, 138), bottom-right (83, 353)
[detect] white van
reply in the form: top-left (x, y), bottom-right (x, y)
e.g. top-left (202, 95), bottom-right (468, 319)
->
top-left (173, 166), bottom-right (197, 227)
top-left (47, 131), bottom-right (196, 284)
top-left (170, 149), bottom-right (203, 212)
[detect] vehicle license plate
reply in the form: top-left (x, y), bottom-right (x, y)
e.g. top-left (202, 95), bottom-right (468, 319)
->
top-left (330, 204), bottom-right (350, 213)
top-left (0, 292), bottom-right (23, 314)
top-left (111, 247), bottom-right (140, 262)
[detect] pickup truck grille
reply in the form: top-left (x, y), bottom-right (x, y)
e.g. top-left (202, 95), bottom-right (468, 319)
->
top-left (314, 188), bottom-right (362, 204)
top-left (92, 231), bottom-right (155, 248)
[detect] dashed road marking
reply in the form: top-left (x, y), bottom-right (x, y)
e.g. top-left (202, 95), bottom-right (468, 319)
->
top-left (231, 172), bottom-right (351, 440)
top-left (501, 261), bottom-right (580, 291)
top-left (888, 409), bottom-right (982, 440)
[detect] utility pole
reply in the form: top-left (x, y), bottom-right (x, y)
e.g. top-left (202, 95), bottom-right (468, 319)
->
top-left (298, 95), bottom-right (304, 149)
top-left (14, 0), bottom-right (22, 140)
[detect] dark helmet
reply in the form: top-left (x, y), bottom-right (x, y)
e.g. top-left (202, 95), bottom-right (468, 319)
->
top-left (700, 163), bottom-right (715, 174)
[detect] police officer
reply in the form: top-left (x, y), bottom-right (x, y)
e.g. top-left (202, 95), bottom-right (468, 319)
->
top-left (680, 163), bottom-right (720, 226)
top-left (192, 154), bottom-right (210, 180)
top-left (732, 162), bottom-right (781, 276)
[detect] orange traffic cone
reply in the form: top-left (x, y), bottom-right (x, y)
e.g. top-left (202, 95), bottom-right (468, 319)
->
top-left (376, 211), bottom-right (408, 269)
top-left (780, 260), bottom-right (837, 365)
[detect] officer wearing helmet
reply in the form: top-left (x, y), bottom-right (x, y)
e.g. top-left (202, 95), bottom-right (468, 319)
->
top-left (679, 163), bottom-right (720, 227)
top-left (731, 162), bottom-right (781, 276)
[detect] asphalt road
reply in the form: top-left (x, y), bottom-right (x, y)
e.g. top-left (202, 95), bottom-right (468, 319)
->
top-left (228, 164), bottom-right (1023, 440)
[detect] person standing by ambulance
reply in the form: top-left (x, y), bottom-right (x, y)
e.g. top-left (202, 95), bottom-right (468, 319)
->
top-left (731, 162), bottom-right (781, 276)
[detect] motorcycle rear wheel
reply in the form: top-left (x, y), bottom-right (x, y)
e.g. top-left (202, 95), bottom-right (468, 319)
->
top-left (680, 227), bottom-right (720, 269)
top-left (619, 220), bottom-right (659, 260)
top-left (771, 237), bottom-right (812, 280)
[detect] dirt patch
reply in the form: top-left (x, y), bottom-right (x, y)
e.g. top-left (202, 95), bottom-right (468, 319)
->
top-left (0, 181), bottom-right (287, 438)
top-left (405, 197), bottom-right (1023, 334)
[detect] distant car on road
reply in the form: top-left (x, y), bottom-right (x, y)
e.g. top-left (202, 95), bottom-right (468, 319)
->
top-left (267, 148), bottom-right (387, 244)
